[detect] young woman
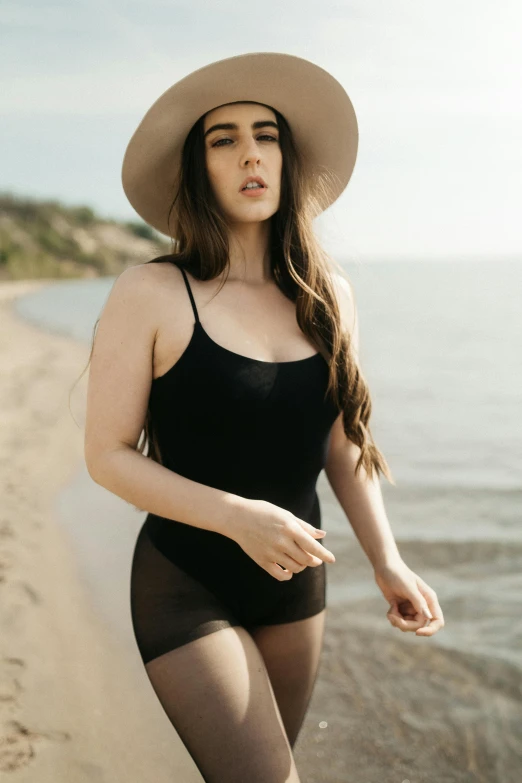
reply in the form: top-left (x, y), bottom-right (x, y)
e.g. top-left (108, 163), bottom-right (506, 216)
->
top-left (83, 53), bottom-right (443, 783)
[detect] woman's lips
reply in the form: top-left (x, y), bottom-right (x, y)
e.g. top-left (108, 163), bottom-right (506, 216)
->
top-left (240, 186), bottom-right (267, 197)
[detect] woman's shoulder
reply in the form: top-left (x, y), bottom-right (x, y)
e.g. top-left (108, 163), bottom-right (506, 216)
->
top-left (114, 258), bottom-right (185, 306)
top-left (118, 256), bottom-right (180, 283)
top-left (100, 261), bottom-right (188, 349)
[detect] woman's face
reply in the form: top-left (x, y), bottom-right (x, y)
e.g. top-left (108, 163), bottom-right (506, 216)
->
top-left (203, 102), bottom-right (282, 225)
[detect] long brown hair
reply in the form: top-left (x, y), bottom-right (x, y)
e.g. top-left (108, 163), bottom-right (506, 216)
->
top-left (71, 101), bottom-right (394, 484)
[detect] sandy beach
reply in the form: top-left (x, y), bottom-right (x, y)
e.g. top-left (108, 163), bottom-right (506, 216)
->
top-left (0, 280), bottom-right (205, 782)
top-left (0, 278), bottom-right (98, 776)
top-left (1, 278), bottom-right (521, 782)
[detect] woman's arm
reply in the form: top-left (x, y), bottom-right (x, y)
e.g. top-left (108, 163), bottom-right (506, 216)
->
top-left (325, 273), bottom-right (402, 570)
top-left (325, 419), bottom-right (402, 569)
top-left (84, 264), bottom-right (243, 538)
top-left (325, 273), bottom-right (444, 635)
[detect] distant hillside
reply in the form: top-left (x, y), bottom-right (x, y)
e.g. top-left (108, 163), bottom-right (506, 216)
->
top-left (0, 191), bottom-right (171, 280)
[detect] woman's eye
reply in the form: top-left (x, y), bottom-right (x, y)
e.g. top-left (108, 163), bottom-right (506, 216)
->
top-left (212, 135), bottom-right (278, 147)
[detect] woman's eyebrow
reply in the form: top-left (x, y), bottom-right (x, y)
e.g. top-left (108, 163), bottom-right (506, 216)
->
top-left (204, 120), bottom-right (279, 138)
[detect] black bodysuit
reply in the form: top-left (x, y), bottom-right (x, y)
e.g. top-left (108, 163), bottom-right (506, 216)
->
top-left (130, 265), bottom-right (340, 665)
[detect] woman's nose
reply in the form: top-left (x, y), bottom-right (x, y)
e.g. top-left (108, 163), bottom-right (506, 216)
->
top-left (241, 139), bottom-right (261, 165)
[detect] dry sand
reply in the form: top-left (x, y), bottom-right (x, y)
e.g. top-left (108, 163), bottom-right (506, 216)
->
top-left (1, 278), bottom-right (521, 782)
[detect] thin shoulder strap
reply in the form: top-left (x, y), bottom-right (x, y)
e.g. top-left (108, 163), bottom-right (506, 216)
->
top-left (179, 267), bottom-right (200, 324)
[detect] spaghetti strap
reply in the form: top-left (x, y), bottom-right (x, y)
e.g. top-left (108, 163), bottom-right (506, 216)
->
top-left (179, 267), bottom-right (200, 324)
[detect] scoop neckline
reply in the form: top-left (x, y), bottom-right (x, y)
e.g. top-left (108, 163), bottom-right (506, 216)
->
top-left (197, 321), bottom-right (322, 365)
top-left (152, 320), bottom-right (323, 383)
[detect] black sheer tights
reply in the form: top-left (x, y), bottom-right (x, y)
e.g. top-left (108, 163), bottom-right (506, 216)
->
top-left (130, 527), bottom-right (326, 782)
top-left (143, 615), bottom-right (325, 783)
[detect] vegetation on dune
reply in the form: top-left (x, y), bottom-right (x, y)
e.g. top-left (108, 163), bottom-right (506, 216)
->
top-left (0, 191), bottom-right (170, 280)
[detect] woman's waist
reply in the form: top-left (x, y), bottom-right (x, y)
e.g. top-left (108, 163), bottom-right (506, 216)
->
top-left (144, 486), bottom-right (321, 549)
top-left (161, 452), bottom-right (322, 498)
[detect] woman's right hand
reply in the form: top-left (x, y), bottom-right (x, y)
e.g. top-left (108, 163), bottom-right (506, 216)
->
top-left (229, 498), bottom-right (336, 581)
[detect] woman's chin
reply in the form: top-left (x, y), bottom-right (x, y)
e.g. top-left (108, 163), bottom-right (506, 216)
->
top-left (225, 204), bottom-right (279, 224)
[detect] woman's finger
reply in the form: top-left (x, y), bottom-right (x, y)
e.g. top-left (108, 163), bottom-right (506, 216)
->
top-left (295, 529), bottom-right (336, 563)
top-left (415, 610), bottom-right (445, 636)
top-left (287, 539), bottom-right (323, 567)
top-left (386, 600), bottom-right (428, 632)
top-left (417, 582), bottom-right (445, 630)
top-left (273, 553), bottom-right (307, 574)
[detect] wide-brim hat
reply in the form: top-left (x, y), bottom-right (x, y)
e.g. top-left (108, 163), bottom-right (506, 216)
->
top-left (121, 51), bottom-right (359, 238)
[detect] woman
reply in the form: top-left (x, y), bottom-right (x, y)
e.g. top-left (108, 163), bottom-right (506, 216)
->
top-left (83, 53), bottom-right (444, 782)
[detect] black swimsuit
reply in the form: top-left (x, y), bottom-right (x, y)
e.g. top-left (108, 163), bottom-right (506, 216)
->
top-left (130, 265), bottom-right (340, 664)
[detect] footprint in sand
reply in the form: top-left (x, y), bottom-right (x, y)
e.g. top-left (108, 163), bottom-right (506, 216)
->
top-left (0, 550), bottom-right (14, 584)
top-left (0, 581), bottom-right (43, 632)
top-left (0, 520), bottom-right (15, 540)
top-left (0, 675), bottom-right (22, 703)
top-left (0, 719), bottom-right (71, 772)
top-left (0, 657), bottom-right (25, 704)
top-left (16, 581), bottom-right (41, 605)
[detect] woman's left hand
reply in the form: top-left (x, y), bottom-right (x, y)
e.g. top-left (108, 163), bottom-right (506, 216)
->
top-left (374, 558), bottom-right (445, 637)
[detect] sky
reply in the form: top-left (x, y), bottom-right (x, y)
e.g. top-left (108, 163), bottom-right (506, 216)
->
top-left (1, 0), bottom-right (521, 261)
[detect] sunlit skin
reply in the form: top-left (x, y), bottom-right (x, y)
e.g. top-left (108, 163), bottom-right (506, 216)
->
top-left (203, 102), bottom-right (282, 282)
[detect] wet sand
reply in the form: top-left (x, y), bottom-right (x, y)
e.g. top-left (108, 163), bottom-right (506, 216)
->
top-left (1, 278), bottom-right (521, 782)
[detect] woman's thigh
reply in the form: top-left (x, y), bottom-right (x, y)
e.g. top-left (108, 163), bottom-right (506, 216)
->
top-left (249, 609), bottom-right (326, 748)
top-left (130, 522), bottom-right (302, 781)
top-left (145, 625), bottom-right (302, 783)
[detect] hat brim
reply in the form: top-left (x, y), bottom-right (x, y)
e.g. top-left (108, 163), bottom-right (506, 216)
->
top-left (121, 51), bottom-right (359, 237)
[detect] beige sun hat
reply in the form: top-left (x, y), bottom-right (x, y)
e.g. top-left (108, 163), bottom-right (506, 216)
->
top-left (121, 51), bottom-right (359, 238)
